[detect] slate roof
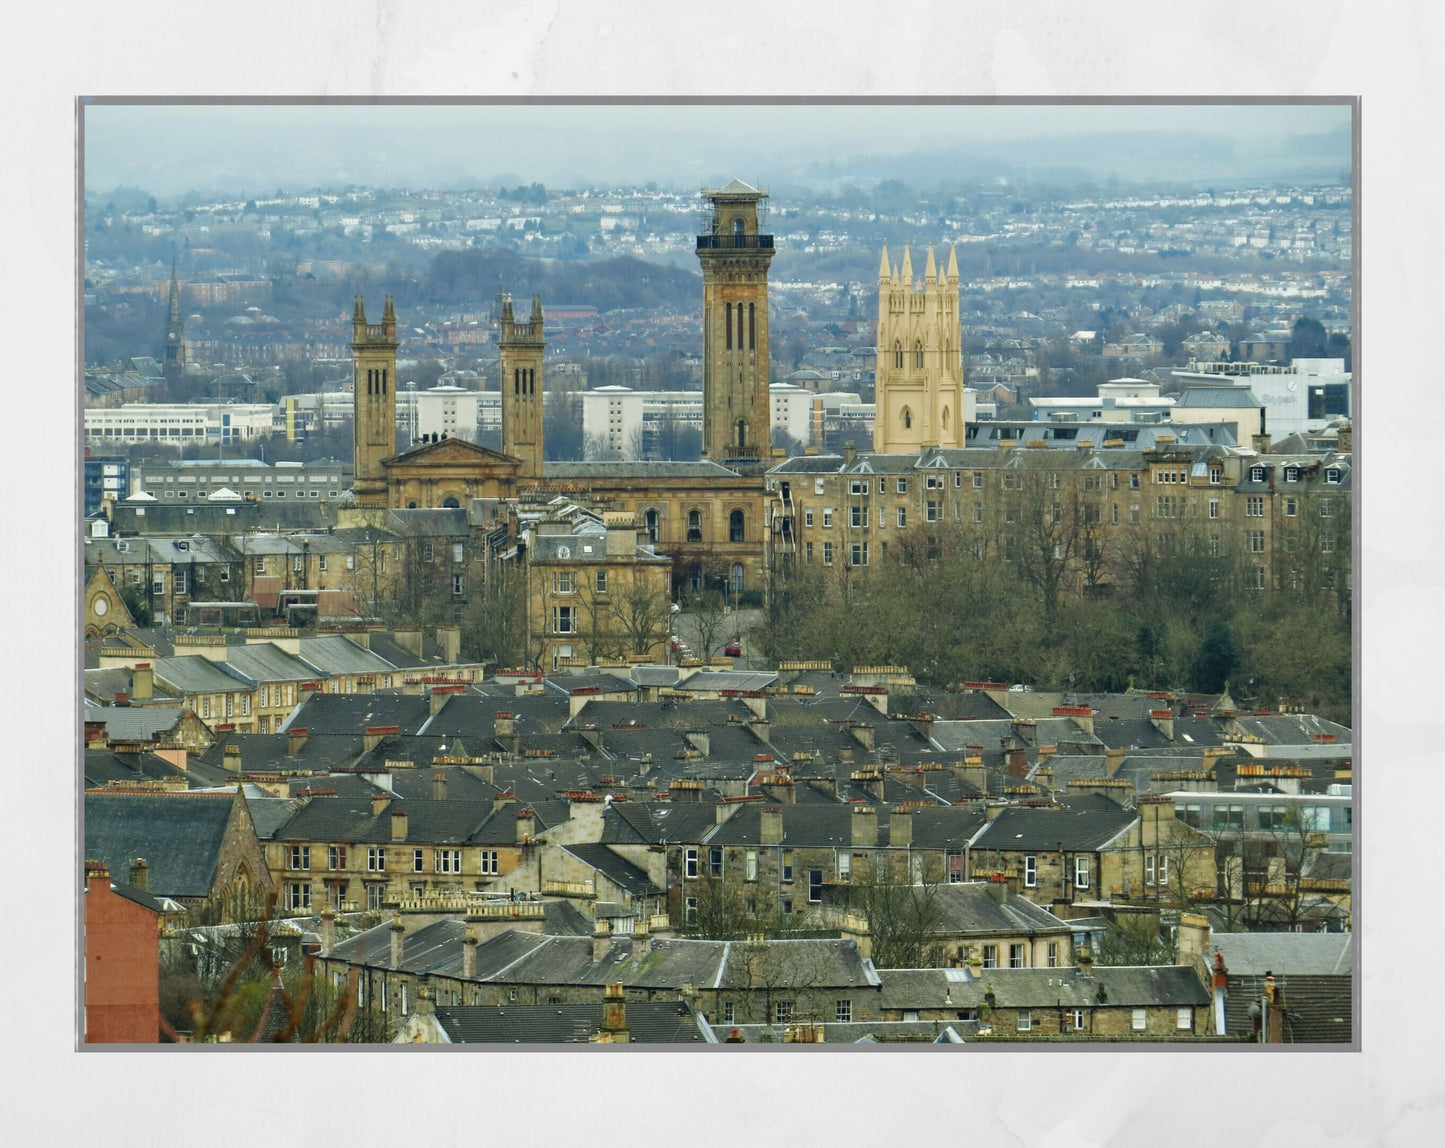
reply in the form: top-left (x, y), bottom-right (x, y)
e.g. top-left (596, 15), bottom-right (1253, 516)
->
top-left (83, 748), bottom-right (192, 789)
top-left (929, 883), bottom-right (1076, 937)
top-left (1221, 971), bottom-right (1352, 1043)
top-left (422, 693), bottom-right (572, 739)
top-left (286, 795), bottom-right (511, 846)
top-left (153, 655), bottom-right (252, 695)
top-left (970, 802), bottom-right (1137, 853)
top-left (876, 965), bottom-right (1208, 1012)
top-left (87, 705), bottom-right (190, 741)
top-left (84, 789), bottom-right (240, 898)
top-left (215, 643), bottom-right (318, 684)
top-left (560, 844), bottom-right (662, 897)
top-left (297, 636), bottom-right (399, 677)
top-left (1210, 931), bottom-right (1352, 976)
top-left (723, 1020), bottom-right (971, 1044)
top-left (706, 803), bottom-right (986, 850)
top-left (280, 693), bottom-right (434, 736)
top-left (432, 1001), bottom-right (714, 1044)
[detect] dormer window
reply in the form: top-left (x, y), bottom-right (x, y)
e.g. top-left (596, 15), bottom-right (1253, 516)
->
top-left (1249, 466), bottom-right (1266, 483)
top-left (1325, 468), bottom-right (1342, 484)
top-left (1284, 466), bottom-right (1300, 483)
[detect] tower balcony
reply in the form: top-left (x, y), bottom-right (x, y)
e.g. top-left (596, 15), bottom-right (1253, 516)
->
top-left (696, 234), bottom-right (775, 251)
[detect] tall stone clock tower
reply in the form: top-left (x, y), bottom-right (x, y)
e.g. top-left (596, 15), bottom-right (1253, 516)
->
top-left (498, 290), bottom-right (545, 481)
top-left (697, 180), bottom-right (774, 470)
top-left (350, 294), bottom-right (398, 508)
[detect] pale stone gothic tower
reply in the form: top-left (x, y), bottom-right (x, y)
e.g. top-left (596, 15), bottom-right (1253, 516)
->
top-left (162, 260), bottom-right (187, 388)
top-left (350, 294), bottom-right (398, 508)
top-left (499, 290), bottom-right (545, 480)
top-left (873, 243), bottom-right (966, 454)
top-left (697, 180), bottom-right (774, 470)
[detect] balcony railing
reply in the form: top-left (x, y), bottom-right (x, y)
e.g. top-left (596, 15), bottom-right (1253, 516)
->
top-left (696, 234), bottom-right (774, 251)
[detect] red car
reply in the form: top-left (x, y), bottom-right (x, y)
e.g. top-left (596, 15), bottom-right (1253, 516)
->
top-left (724, 639), bottom-right (742, 657)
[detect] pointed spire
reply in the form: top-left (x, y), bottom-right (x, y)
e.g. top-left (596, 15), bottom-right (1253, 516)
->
top-left (947, 243), bottom-right (959, 282)
top-left (878, 243), bottom-right (891, 282)
top-left (900, 245), bottom-right (913, 288)
top-left (530, 294), bottom-right (543, 324)
top-left (925, 246), bottom-right (937, 284)
top-left (383, 295), bottom-right (396, 322)
top-left (353, 296), bottom-right (365, 325)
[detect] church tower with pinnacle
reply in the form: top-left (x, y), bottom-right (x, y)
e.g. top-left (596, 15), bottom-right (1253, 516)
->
top-left (696, 180), bottom-right (774, 470)
top-left (350, 294), bottom-right (398, 508)
top-left (162, 260), bottom-right (187, 389)
top-left (498, 290), bottom-right (545, 481)
top-left (873, 243), bottom-right (966, 454)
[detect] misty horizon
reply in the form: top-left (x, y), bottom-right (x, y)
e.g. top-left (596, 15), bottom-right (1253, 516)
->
top-left (82, 101), bottom-right (1352, 201)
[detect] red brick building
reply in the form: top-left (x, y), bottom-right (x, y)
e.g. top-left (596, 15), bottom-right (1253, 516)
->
top-left (83, 861), bottom-right (163, 1043)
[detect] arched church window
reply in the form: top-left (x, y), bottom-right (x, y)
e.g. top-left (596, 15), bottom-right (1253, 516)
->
top-left (902, 407), bottom-right (913, 430)
top-left (729, 509), bottom-right (745, 542)
top-left (914, 341), bottom-right (924, 368)
top-left (894, 341), bottom-right (904, 370)
top-left (644, 509), bottom-right (660, 543)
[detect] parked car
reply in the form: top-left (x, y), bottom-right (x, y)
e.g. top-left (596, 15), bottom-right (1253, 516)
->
top-left (724, 639), bottom-right (742, 657)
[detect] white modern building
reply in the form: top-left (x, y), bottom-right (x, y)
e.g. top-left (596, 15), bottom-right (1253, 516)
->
top-left (1170, 358), bottom-right (1350, 440)
top-left (581, 384), bottom-right (818, 460)
top-left (84, 402), bottom-right (279, 445)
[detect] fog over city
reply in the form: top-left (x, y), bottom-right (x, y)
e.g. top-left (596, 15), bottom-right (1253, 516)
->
top-left (84, 101), bottom-right (1352, 199)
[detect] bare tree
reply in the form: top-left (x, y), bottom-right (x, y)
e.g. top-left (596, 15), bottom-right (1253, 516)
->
top-left (608, 575), bottom-right (672, 658)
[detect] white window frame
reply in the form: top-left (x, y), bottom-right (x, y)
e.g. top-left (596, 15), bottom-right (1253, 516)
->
top-left (835, 998), bottom-right (852, 1023)
top-left (1048, 941), bottom-right (1059, 969)
top-left (367, 847), bottom-right (386, 873)
top-left (413, 849), bottom-right (425, 873)
top-left (289, 845), bottom-right (310, 871)
top-left (684, 848), bottom-right (698, 879)
top-left (1132, 1008), bottom-right (1147, 1032)
top-left (1017, 1009), bottom-right (1032, 1032)
top-left (745, 850), bottom-right (758, 882)
top-left (328, 845), bottom-right (346, 871)
top-left (1074, 856), bottom-right (1090, 889)
top-left (1176, 1007), bottom-right (1192, 1031)
top-left (435, 849), bottom-right (462, 874)
top-left (1024, 854), bottom-right (1037, 887)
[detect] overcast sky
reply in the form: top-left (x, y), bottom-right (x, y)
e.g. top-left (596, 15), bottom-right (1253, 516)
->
top-left (82, 100), bottom-right (1353, 198)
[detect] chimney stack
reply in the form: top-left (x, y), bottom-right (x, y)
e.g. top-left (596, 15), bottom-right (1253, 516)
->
top-left (128, 858), bottom-right (149, 891)
top-left (516, 808), bottom-right (535, 844)
top-left (432, 771), bottom-right (447, 802)
top-left (1005, 746), bottom-right (1029, 778)
top-left (430, 685), bottom-right (461, 716)
top-left (760, 806), bottom-right (784, 845)
top-left (372, 791), bottom-right (391, 818)
top-left (132, 663), bottom-right (154, 701)
top-left (851, 805), bottom-right (878, 848)
top-left (389, 917), bottom-right (405, 968)
top-left (438, 624), bottom-right (461, 665)
top-left (462, 924), bottom-right (478, 979)
top-left (592, 918), bottom-right (612, 964)
top-left (287, 727), bottom-right (309, 756)
top-left (889, 807), bottom-right (914, 849)
top-left (600, 982), bottom-right (629, 1043)
top-left (493, 791), bottom-right (516, 815)
top-left (1150, 709), bottom-right (1175, 741)
top-left (848, 723), bottom-right (875, 751)
top-left (319, 908), bottom-right (335, 956)
top-left (390, 809), bottom-right (408, 842)
top-left (393, 627), bottom-right (424, 657)
top-left (223, 744), bottom-right (243, 772)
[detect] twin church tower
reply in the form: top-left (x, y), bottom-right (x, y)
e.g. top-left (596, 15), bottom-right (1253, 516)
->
top-left (350, 181), bottom-right (965, 506)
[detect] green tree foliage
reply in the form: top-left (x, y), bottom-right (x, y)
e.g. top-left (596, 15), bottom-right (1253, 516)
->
top-left (1287, 316), bottom-right (1329, 360)
top-left (1192, 620), bottom-right (1241, 693)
